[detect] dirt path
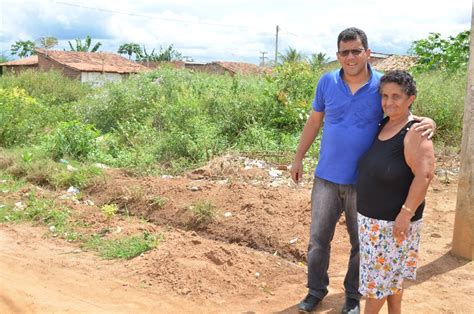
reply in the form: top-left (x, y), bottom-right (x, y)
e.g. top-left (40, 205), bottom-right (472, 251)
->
top-left (1, 156), bottom-right (473, 313)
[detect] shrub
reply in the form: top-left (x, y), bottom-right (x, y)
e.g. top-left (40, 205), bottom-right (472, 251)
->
top-left (45, 121), bottom-right (100, 161)
top-left (0, 87), bottom-right (45, 146)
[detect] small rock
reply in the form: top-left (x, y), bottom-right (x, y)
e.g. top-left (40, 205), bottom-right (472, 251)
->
top-left (49, 225), bottom-right (56, 232)
top-left (84, 199), bottom-right (95, 206)
top-left (161, 175), bottom-right (173, 179)
top-left (255, 272), bottom-right (260, 278)
top-left (191, 239), bottom-right (201, 245)
top-left (430, 233), bottom-right (442, 238)
top-left (115, 226), bottom-right (122, 233)
top-left (289, 237), bottom-right (298, 244)
top-left (224, 212), bottom-right (232, 217)
top-left (180, 288), bottom-right (191, 295)
top-left (188, 186), bottom-right (201, 192)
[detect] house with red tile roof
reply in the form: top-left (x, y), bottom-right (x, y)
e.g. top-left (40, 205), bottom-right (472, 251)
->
top-left (1, 49), bottom-right (148, 85)
top-left (0, 55), bottom-right (38, 74)
top-left (185, 61), bottom-right (271, 76)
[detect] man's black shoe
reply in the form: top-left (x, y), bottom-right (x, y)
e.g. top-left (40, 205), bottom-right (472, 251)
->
top-left (298, 294), bottom-right (322, 313)
top-left (341, 298), bottom-right (360, 314)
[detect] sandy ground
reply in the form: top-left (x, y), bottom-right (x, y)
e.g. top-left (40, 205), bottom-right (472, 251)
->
top-left (0, 154), bottom-right (473, 313)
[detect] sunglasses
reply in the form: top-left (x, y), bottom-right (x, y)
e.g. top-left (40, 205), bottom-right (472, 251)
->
top-left (338, 48), bottom-right (365, 57)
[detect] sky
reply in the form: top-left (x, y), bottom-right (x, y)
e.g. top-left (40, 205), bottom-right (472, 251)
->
top-left (0, 0), bottom-right (472, 64)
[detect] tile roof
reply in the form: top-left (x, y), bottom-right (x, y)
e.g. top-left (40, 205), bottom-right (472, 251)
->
top-left (0, 55), bottom-right (38, 66)
top-left (36, 48), bottom-right (148, 74)
top-left (212, 61), bottom-right (271, 75)
top-left (372, 55), bottom-right (418, 72)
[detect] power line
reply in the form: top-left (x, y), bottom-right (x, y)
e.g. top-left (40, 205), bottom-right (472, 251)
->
top-left (54, 1), bottom-right (251, 29)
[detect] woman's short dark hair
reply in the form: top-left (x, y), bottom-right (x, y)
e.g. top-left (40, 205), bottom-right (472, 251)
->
top-left (337, 27), bottom-right (368, 50)
top-left (380, 70), bottom-right (417, 96)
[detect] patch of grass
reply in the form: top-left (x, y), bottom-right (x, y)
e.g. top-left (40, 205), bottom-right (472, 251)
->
top-left (82, 231), bottom-right (162, 259)
top-left (0, 148), bottom-right (103, 189)
top-left (187, 200), bottom-right (218, 227)
top-left (151, 195), bottom-right (167, 208)
top-left (0, 191), bottom-right (74, 238)
top-left (100, 204), bottom-right (118, 220)
top-left (0, 170), bottom-right (27, 193)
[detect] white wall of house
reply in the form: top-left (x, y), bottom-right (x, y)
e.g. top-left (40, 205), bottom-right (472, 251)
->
top-left (80, 72), bottom-right (124, 86)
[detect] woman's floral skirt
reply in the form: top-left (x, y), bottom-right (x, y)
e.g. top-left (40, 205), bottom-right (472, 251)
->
top-left (358, 213), bottom-right (422, 299)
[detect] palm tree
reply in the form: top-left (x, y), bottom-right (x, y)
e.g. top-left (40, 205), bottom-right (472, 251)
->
top-left (11, 40), bottom-right (36, 57)
top-left (117, 43), bottom-right (142, 60)
top-left (279, 47), bottom-right (304, 64)
top-left (68, 35), bottom-right (101, 52)
top-left (309, 52), bottom-right (330, 69)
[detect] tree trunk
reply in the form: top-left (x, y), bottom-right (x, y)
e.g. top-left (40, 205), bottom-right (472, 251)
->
top-left (451, 4), bottom-right (474, 260)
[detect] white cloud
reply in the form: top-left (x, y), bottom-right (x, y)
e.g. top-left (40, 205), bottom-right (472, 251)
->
top-left (1, 0), bottom-right (471, 63)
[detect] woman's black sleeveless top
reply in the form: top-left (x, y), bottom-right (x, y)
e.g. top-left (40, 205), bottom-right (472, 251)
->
top-left (356, 118), bottom-right (424, 222)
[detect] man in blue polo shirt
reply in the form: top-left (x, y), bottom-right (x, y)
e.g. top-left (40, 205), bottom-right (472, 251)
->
top-left (290, 27), bottom-right (435, 314)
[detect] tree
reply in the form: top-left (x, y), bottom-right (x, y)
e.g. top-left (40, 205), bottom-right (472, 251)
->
top-left (11, 40), bottom-right (36, 57)
top-left (68, 35), bottom-right (101, 52)
top-left (309, 52), bottom-right (330, 69)
top-left (117, 43), bottom-right (142, 60)
top-left (409, 30), bottom-right (470, 72)
top-left (38, 36), bottom-right (58, 50)
top-left (279, 47), bottom-right (305, 64)
top-left (0, 54), bottom-right (9, 63)
top-left (136, 44), bottom-right (183, 62)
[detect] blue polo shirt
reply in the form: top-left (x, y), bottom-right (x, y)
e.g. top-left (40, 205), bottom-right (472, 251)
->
top-left (313, 66), bottom-right (383, 185)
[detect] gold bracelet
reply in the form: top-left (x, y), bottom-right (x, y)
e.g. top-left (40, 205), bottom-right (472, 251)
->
top-left (402, 204), bottom-right (415, 216)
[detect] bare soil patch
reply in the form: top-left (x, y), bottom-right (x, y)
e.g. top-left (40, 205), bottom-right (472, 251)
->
top-left (1, 154), bottom-right (472, 313)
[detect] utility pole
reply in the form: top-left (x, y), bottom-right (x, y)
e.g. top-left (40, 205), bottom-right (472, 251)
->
top-left (274, 25), bottom-right (279, 66)
top-left (259, 51), bottom-right (267, 66)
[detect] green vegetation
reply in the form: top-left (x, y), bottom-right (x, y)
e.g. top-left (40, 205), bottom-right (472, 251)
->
top-left (0, 191), bottom-right (72, 237)
top-left (0, 34), bottom-right (467, 176)
top-left (82, 231), bottom-right (162, 259)
top-left (410, 30), bottom-right (470, 73)
top-left (100, 204), bottom-right (119, 220)
top-left (187, 200), bottom-right (218, 227)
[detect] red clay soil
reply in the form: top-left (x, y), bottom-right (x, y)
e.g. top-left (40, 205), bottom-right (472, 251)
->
top-left (0, 154), bottom-right (473, 313)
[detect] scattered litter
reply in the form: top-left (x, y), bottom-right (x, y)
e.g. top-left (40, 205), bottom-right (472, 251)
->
top-left (84, 199), bottom-right (95, 206)
top-left (67, 186), bottom-right (80, 194)
top-left (161, 175), bottom-right (173, 179)
top-left (188, 186), bottom-right (201, 192)
top-left (268, 169), bottom-right (282, 177)
top-left (66, 164), bottom-right (77, 172)
top-left (94, 163), bottom-right (108, 169)
top-left (59, 159), bottom-right (69, 164)
top-left (49, 225), bottom-right (56, 233)
top-left (0, 179), bottom-right (7, 184)
top-left (14, 202), bottom-right (26, 210)
top-left (224, 212), bottom-right (232, 217)
top-left (115, 226), bottom-right (122, 233)
top-left (273, 251), bottom-right (278, 256)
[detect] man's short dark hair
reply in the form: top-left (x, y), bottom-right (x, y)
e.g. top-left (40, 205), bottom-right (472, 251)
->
top-left (380, 70), bottom-right (417, 96)
top-left (337, 27), bottom-right (368, 50)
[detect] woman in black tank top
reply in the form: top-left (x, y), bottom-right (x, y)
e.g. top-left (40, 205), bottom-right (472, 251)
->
top-left (356, 71), bottom-right (435, 313)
